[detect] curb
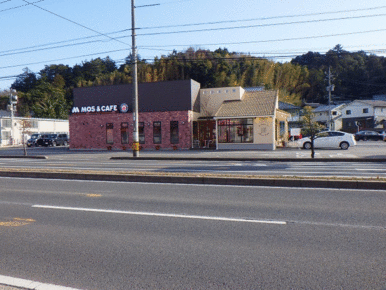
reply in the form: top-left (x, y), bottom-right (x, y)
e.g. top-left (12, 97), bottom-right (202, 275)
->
top-left (110, 156), bottom-right (386, 162)
top-left (0, 156), bottom-right (47, 159)
top-left (0, 170), bottom-right (385, 190)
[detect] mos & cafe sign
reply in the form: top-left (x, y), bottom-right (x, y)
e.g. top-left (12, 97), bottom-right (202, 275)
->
top-left (71, 103), bottom-right (129, 114)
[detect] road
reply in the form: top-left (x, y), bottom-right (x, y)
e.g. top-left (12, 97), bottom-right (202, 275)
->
top-left (1, 177), bottom-right (385, 289)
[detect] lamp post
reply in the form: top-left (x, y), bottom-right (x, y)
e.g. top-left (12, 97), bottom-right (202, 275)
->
top-left (9, 89), bottom-right (18, 145)
top-left (131, 0), bottom-right (139, 157)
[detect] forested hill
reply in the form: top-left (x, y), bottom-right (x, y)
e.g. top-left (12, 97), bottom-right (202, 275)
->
top-left (2, 45), bottom-right (386, 119)
top-left (291, 44), bottom-right (386, 104)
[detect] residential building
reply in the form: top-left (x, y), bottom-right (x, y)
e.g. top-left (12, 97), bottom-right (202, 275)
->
top-left (313, 104), bottom-right (347, 131)
top-left (279, 101), bottom-right (302, 128)
top-left (341, 100), bottom-right (386, 133)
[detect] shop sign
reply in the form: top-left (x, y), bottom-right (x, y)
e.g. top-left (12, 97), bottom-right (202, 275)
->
top-left (71, 104), bottom-right (121, 114)
top-left (119, 103), bottom-right (129, 113)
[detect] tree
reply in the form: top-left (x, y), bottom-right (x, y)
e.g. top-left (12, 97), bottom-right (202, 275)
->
top-left (20, 117), bottom-right (33, 156)
top-left (12, 68), bottom-right (38, 93)
top-left (301, 106), bottom-right (325, 158)
top-left (25, 81), bottom-right (69, 119)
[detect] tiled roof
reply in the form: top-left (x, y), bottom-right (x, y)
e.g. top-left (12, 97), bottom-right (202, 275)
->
top-left (244, 86), bottom-right (265, 92)
top-left (215, 90), bottom-right (278, 118)
top-left (313, 104), bottom-right (345, 112)
top-left (279, 101), bottom-right (300, 110)
top-left (357, 100), bottom-right (386, 107)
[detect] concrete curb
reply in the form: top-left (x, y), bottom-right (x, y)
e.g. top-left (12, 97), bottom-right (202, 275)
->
top-left (110, 156), bottom-right (386, 162)
top-left (0, 170), bottom-right (385, 190)
top-left (0, 156), bottom-right (47, 159)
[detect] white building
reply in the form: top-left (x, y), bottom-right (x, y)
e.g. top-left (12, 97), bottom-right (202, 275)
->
top-left (341, 100), bottom-right (386, 132)
top-left (313, 104), bottom-right (347, 131)
top-left (0, 116), bottom-right (69, 146)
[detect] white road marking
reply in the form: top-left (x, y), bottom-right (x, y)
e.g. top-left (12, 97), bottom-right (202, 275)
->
top-left (0, 274), bottom-right (82, 290)
top-left (356, 168), bottom-right (386, 171)
top-left (32, 205), bottom-right (287, 225)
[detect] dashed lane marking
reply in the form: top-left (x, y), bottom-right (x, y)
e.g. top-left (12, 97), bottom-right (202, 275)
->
top-left (32, 205), bottom-right (287, 225)
top-left (0, 218), bottom-right (35, 227)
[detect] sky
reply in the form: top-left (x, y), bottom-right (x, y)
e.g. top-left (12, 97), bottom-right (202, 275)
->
top-left (1, 0), bottom-right (386, 90)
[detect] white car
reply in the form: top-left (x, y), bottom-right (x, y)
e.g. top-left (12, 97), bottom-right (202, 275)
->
top-left (299, 131), bottom-right (356, 150)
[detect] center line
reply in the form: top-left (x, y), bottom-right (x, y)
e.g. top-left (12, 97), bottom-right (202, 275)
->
top-left (32, 205), bottom-right (286, 225)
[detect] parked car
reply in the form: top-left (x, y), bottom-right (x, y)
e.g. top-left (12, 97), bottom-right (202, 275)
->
top-left (26, 133), bottom-right (41, 147)
top-left (37, 133), bottom-right (69, 147)
top-left (354, 130), bottom-right (385, 141)
top-left (299, 131), bottom-right (356, 150)
top-left (376, 130), bottom-right (386, 140)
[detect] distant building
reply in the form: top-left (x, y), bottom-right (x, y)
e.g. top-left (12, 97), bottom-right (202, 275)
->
top-left (313, 104), bottom-right (347, 131)
top-left (341, 100), bottom-right (386, 132)
top-left (279, 101), bottom-right (302, 129)
top-left (0, 117), bottom-right (69, 146)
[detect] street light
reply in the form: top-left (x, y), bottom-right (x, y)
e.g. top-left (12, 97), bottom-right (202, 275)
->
top-left (9, 89), bottom-right (18, 145)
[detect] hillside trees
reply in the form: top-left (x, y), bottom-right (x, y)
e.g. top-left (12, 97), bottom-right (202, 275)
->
top-left (9, 45), bottom-right (386, 119)
top-left (292, 44), bottom-right (386, 102)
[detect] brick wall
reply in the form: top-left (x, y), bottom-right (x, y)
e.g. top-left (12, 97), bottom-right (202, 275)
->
top-left (69, 111), bottom-right (192, 150)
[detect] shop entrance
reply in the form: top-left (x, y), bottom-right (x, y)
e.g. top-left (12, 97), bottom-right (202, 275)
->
top-left (193, 119), bottom-right (216, 149)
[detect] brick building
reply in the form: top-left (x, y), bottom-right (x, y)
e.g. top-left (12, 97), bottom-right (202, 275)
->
top-left (69, 79), bottom-right (199, 150)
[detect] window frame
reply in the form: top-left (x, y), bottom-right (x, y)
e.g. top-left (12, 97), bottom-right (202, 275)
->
top-left (121, 122), bottom-right (129, 144)
top-left (153, 121), bottom-right (162, 144)
top-left (170, 121), bottom-right (179, 144)
top-left (106, 123), bottom-right (114, 144)
top-left (138, 122), bottom-right (145, 144)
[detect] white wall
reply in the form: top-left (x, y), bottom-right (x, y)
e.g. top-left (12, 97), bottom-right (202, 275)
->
top-left (0, 117), bottom-right (69, 146)
top-left (199, 87), bottom-right (244, 118)
top-left (342, 101), bottom-right (374, 118)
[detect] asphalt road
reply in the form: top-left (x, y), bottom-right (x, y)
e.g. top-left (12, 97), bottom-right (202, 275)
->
top-left (1, 177), bottom-right (385, 289)
top-left (2, 157), bottom-right (386, 178)
top-left (1, 144), bottom-right (386, 178)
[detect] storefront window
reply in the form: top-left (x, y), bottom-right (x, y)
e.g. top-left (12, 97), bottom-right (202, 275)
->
top-left (153, 121), bottom-right (161, 144)
top-left (217, 118), bottom-right (253, 143)
top-left (170, 121), bottom-right (179, 144)
top-left (121, 122), bottom-right (129, 144)
top-left (139, 122), bottom-right (145, 144)
top-left (106, 123), bottom-right (114, 144)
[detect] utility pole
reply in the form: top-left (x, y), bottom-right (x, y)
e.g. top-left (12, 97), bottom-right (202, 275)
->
top-left (326, 67), bottom-right (334, 131)
top-left (9, 89), bottom-right (18, 145)
top-left (131, 0), bottom-right (139, 157)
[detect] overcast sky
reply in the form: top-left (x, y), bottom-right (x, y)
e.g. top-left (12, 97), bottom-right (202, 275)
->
top-left (1, 0), bottom-right (386, 90)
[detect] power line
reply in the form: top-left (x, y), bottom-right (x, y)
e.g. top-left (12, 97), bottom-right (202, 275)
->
top-left (0, 29), bottom-right (129, 55)
top-left (21, 0), bottom-right (130, 46)
top-left (0, 0), bottom-right (13, 5)
top-left (3, 4), bottom-right (386, 57)
top-left (135, 12), bottom-right (386, 37)
top-left (2, 19), bottom-right (386, 59)
top-left (0, 48), bottom-right (129, 70)
top-left (138, 5), bottom-right (386, 30)
top-left (141, 28), bottom-right (386, 48)
top-left (0, 0), bottom-right (44, 13)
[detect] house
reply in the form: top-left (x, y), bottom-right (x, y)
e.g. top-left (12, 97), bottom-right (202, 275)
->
top-left (312, 104), bottom-right (347, 131)
top-left (69, 80), bottom-right (290, 150)
top-left (279, 101), bottom-right (302, 129)
top-left (341, 100), bottom-right (386, 133)
top-left (0, 116), bottom-right (69, 146)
